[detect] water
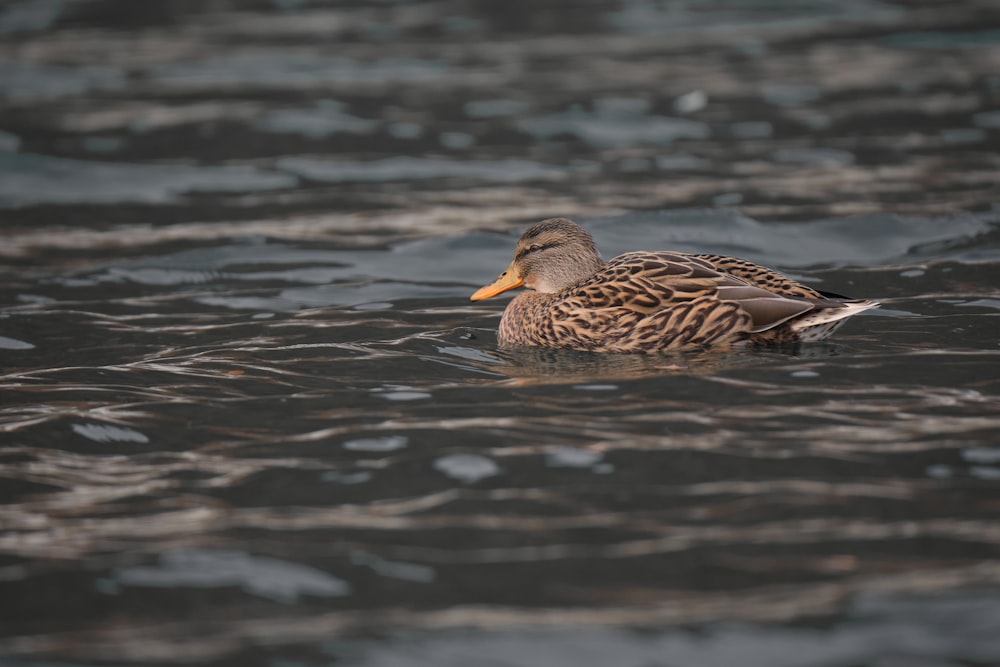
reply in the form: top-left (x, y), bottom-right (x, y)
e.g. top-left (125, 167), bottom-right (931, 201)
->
top-left (2, 1), bottom-right (1000, 665)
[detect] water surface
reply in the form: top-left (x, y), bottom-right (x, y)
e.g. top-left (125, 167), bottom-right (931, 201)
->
top-left (2, 1), bottom-right (1000, 665)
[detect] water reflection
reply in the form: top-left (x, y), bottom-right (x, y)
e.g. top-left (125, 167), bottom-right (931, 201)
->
top-left (488, 345), bottom-right (764, 383)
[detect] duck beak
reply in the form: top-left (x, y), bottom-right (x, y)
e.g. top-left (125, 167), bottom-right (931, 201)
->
top-left (470, 262), bottom-right (524, 301)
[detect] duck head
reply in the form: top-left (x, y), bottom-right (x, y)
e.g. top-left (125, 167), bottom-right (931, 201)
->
top-left (470, 218), bottom-right (604, 300)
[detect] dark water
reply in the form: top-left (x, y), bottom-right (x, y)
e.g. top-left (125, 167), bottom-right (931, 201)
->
top-left (2, 1), bottom-right (1000, 665)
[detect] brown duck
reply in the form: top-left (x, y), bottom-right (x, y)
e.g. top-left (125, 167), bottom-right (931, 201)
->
top-left (470, 218), bottom-right (878, 352)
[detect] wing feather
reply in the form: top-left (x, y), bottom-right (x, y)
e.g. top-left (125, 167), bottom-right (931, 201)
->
top-left (554, 251), bottom-right (830, 348)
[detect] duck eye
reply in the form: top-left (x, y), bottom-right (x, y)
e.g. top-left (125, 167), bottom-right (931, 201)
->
top-left (529, 243), bottom-right (542, 252)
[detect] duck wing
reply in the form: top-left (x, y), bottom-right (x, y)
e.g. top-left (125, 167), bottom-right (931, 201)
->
top-left (551, 252), bottom-right (820, 351)
top-left (691, 253), bottom-right (824, 299)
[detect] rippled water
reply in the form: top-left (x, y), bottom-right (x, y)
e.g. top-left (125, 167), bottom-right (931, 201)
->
top-left (2, 1), bottom-right (1000, 665)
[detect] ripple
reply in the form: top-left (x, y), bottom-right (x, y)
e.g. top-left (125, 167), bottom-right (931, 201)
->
top-left (655, 153), bottom-right (713, 170)
top-left (762, 84), bottom-right (822, 107)
top-left (582, 209), bottom-right (1000, 268)
top-left (730, 121), bottom-right (774, 138)
top-left (322, 470), bottom-right (373, 485)
top-left (464, 99), bottom-right (530, 118)
top-left (71, 423), bottom-right (149, 443)
top-left (0, 0), bottom-right (64, 34)
top-left (607, 0), bottom-right (901, 34)
top-left (0, 61), bottom-right (124, 101)
top-left (378, 391), bottom-right (432, 401)
top-left (388, 121), bottom-right (424, 139)
top-left (970, 466), bottom-right (1000, 480)
top-left (519, 108), bottom-right (710, 148)
top-left (973, 110), bottom-right (1000, 129)
top-left (337, 590), bottom-right (1000, 667)
top-left (351, 551), bottom-right (435, 583)
top-left (771, 147), bottom-right (856, 166)
top-left (882, 29), bottom-right (1000, 50)
top-left (963, 448), bottom-right (1000, 464)
top-left (545, 447), bottom-right (603, 468)
top-left (0, 154), bottom-right (296, 208)
top-left (150, 54), bottom-right (451, 90)
top-left (277, 156), bottom-right (567, 184)
top-left (0, 335), bottom-right (34, 350)
top-left (110, 548), bottom-right (351, 603)
top-left (439, 131), bottom-right (475, 149)
top-left (940, 127), bottom-right (986, 144)
top-left (0, 130), bottom-right (20, 153)
top-left (343, 435), bottom-right (408, 452)
top-left (433, 454), bottom-right (501, 483)
top-left (256, 100), bottom-right (379, 138)
top-left (674, 90), bottom-right (708, 114)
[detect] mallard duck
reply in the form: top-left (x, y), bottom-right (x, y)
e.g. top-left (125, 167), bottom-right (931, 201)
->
top-left (470, 217), bottom-right (878, 352)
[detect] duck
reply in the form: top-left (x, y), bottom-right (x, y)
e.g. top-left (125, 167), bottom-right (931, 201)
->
top-left (470, 217), bottom-right (878, 353)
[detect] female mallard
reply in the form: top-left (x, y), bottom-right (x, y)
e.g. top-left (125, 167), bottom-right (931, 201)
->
top-left (470, 217), bottom-right (878, 353)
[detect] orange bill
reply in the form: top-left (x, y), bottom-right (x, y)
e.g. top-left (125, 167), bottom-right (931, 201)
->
top-left (470, 262), bottom-right (524, 301)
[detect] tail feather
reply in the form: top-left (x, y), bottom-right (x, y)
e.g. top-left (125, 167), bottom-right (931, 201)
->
top-left (792, 299), bottom-right (879, 342)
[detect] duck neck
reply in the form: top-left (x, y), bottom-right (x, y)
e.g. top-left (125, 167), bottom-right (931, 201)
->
top-left (531, 252), bottom-right (604, 293)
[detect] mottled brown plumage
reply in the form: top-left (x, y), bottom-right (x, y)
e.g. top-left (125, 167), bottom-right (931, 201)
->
top-left (470, 218), bottom-right (878, 353)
